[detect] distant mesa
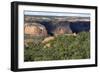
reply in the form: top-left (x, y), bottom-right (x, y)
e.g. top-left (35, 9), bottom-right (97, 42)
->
top-left (24, 15), bottom-right (90, 22)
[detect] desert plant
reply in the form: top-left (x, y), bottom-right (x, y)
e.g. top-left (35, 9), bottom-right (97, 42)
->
top-left (24, 32), bottom-right (90, 61)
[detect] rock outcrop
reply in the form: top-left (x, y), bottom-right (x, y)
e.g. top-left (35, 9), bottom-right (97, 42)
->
top-left (52, 21), bottom-right (72, 35)
top-left (24, 23), bottom-right (47, 37)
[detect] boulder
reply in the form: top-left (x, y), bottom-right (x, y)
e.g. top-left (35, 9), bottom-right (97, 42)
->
top-left (41, 36), bottom-right (55, 44)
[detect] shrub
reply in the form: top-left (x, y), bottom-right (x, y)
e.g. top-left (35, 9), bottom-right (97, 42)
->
top-left (24, 32), bottom-right (90, 61)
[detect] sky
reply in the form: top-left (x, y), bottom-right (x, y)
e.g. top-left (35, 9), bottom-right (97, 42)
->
top-left (24, 11), bottom-right (90, 17)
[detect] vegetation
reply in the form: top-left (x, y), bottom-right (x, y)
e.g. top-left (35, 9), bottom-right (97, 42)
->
top-left (24, 32), bottom-right (90, 61)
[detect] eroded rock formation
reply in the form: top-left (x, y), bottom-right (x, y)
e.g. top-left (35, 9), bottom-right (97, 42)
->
top-left (24, 23), bottom-right (47, 37)
top-left (52, 21), bottom-right (72, 35)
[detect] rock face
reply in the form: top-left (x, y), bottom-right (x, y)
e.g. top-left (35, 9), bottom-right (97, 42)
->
top-left (52, 21), bottom-right (72, 35)
top-left (70, 21), bottom-right (90, 33)
top-left (24, 16), bottom-right (90, 34)
top-left (53, 26), bottom-right (72, 35)
top-left (24, 23), bottom-right (47, 36)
